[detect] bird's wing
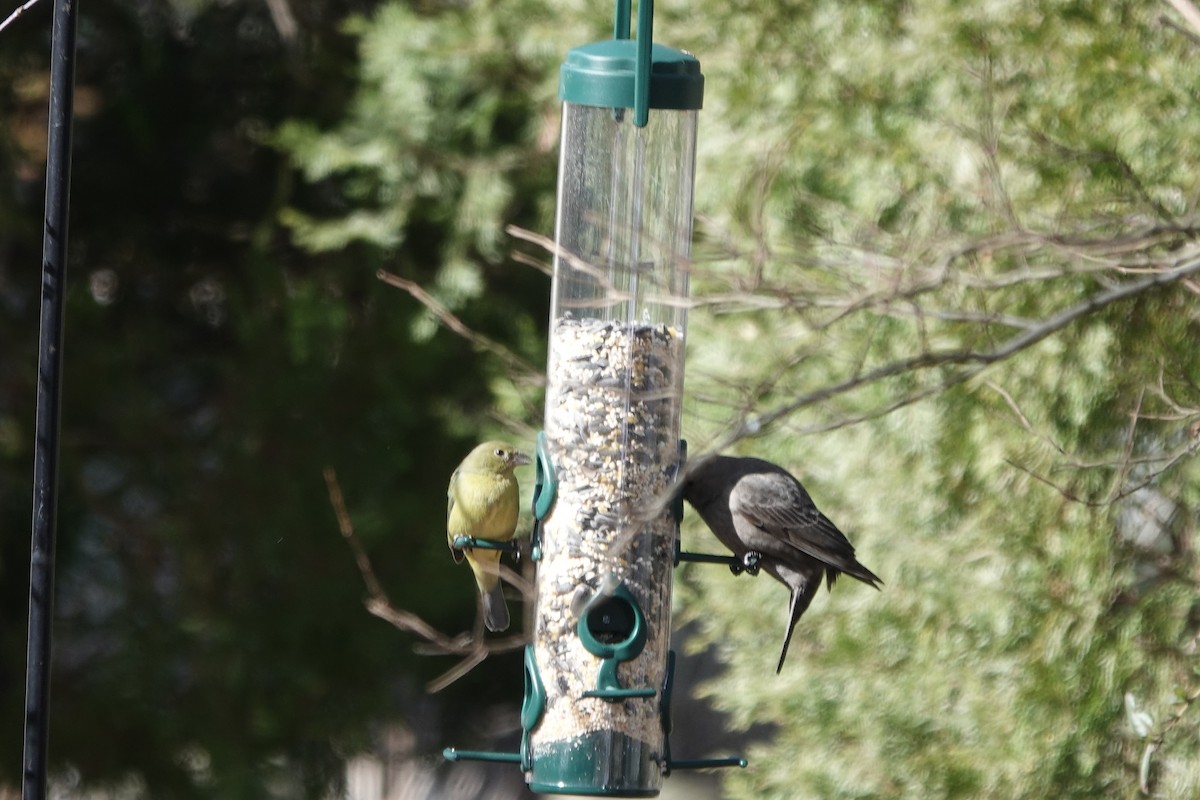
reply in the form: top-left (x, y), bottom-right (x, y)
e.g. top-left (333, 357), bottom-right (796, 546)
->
top-left (447, 467), bottom-right (465, 562)
top-left (729, 472), bottom-right (859, 570)
top-left (447, 468), bottom-right (458, 518)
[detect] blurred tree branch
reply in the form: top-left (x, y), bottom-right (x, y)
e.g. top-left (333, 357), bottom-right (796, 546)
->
top-left (995, 380), bottom-right (1200, 507)
top-left (323, 466), bottom-right (528, 693)
top-left (1162, 0), bottom-right (1200, 39)
top-left (0, 0), bottom-right (42, 35)
top-left (1140, 651), bottom-right (1200, 795)
top-left (505, 215), bottom-right (1200, 469)
top-left (262, 0), bottom-right (298, 44)
top-left (712, 248), bottom-right (1200, 446)
top-left (377, 269), bottom-right (545, 387)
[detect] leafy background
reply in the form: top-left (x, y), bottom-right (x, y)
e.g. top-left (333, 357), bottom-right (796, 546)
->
top-left (2, 0), bottom-right (1197, 797)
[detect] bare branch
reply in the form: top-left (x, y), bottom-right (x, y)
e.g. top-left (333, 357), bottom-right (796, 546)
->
top-left (509, 247), bottom-right (553, 277)
top-left (753, 256), bottom-right (1195, 434)
top-left (1106, 388), bottom-right (1146, 504)
top-left (1149, 363), bottom-right (1200, 420)
top-left (1141, 670), bottom-right (1200, 795)
top-left (984, 380), bottom-right (1069, 457)
top-left (322, 466), bottom-right (529, 692)
top-left (262, 0), bottom-right (298, 43)
top-left (509, 209), bottom-right (1200, 474)
top-left (1160, 14), bottom-right (1200, 46)
top-left (376, 269), bottom-right (545, 386)
top-left (879, 305), bottom-right (1037, 331)
top-left (990, 376), bottom-right (1200, 507)
top-left (711, 254), bottom-right (1200, 449)
top-left (1162, 0), bottom-right (1200, 40)
top-left (0, 0), bottom-right (41, 35)
top-left (325, 465), bottom-right (386, 599)
top-left (1003, 457), bottom-right (1090, 505)
top-left (427, 649), bottom-right (490, 694)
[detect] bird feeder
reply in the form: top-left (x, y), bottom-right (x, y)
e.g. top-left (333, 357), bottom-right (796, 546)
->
top-left (531, 0), bottom-right (743, 790)
top-left (525, 13), bottom-right (700, 798)
top-left (444, 0), bottom-right (743, 793)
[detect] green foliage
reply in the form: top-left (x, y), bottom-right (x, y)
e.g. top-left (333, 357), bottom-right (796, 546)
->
top-left (274, 0), bottom-right (565, 288)
top-left (675, 2), bottom-right (1200, 798)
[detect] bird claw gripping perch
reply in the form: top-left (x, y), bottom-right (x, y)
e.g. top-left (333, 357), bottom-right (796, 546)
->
top-left (450, 534), bottom-right (522, 554)
top-left (730, 551), bottom-right (763, 576)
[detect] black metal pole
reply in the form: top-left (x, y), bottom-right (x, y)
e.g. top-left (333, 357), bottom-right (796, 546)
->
top-left (23, 0), bottom-right (78, 795)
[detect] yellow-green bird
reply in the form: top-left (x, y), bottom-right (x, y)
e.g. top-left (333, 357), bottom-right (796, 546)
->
top-left (447, 441), bottom-right (531, 632)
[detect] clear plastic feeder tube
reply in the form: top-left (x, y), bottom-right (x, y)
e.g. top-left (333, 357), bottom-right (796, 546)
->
top-left (531, 98), bottom-right (698, 792)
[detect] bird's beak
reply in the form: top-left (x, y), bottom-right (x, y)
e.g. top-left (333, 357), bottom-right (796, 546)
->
top-left (513, 451), bottom-right (533, 467)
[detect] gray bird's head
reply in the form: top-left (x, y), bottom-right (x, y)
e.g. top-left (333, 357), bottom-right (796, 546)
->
top-left (680, 453), bottom-right (731, 507)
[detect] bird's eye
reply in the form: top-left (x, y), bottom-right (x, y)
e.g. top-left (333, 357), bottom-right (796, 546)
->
top-left (494, 448), bottom-right (506, 458)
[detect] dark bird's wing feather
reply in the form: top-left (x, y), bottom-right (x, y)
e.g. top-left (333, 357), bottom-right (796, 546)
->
top-left (730, 472), bottom-right (881, 587)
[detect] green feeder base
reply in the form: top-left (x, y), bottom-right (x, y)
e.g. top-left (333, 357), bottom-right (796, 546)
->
top-left (528, 729), bottom-right (662, 797)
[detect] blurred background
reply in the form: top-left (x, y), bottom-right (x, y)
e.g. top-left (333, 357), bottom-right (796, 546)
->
top-left (2, 0), bottom-right (1199, 798)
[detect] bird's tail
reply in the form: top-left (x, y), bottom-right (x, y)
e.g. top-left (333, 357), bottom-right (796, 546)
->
top-left (776, 584), bottom-right (818, 674)
top-left (468, 551), bottom-right (510, 632)
top-left (828, 560), bottom-right (883, 591)
top-left (481, 581), bottom-right (510, 633)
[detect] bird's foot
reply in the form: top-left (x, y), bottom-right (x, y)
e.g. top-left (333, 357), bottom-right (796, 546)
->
top-left (730, 551), bottom-right (763, 576)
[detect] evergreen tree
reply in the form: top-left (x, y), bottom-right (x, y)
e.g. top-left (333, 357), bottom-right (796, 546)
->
top-left (2, 0), bottom-right (1197, 797)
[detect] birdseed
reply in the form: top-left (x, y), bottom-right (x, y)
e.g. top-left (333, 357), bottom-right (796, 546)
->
top-left (531, 315), bottom-right (684, 760)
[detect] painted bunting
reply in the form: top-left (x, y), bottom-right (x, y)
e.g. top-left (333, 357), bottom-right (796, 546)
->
top-left (682, 455), bottom-right (882, 673)
top-left (447, 441), bottom-right (531, 632)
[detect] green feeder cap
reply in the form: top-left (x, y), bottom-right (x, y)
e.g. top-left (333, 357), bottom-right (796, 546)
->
top-left (560, 40), bottom-right (703, 111)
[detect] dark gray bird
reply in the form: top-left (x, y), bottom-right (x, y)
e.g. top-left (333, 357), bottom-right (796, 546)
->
top-left (682, 455), bottom-right (882, 673)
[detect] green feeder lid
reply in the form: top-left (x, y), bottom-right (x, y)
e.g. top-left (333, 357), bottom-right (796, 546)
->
top-left (560, 40), bottom-right (703, 111)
